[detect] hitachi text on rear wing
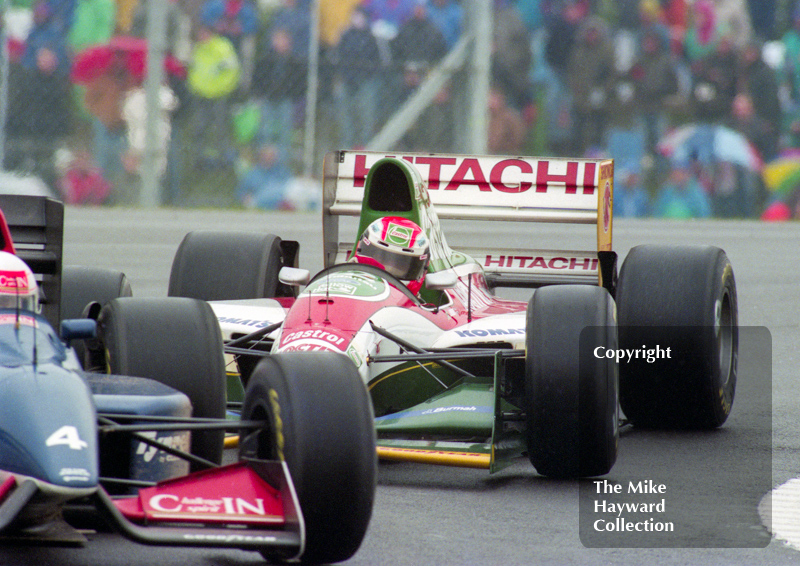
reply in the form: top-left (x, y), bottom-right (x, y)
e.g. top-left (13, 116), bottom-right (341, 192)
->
top-left (322, 150), bottom-right (616, 293)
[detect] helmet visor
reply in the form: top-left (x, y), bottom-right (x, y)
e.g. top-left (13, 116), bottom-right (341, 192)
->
top-left (360, 241), bottom-right (428, 281)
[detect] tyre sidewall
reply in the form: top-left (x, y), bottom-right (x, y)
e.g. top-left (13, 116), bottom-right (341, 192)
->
top-left (525, 285), bottom-right (618, 478)
top-left (617, 245), bottom-right (738, 428)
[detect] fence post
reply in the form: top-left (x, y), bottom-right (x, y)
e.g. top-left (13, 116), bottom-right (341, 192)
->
top-left (141, 0), bottom-right (168, 207)
top-left (302, 0), bottom-right (320, 178)
top-left (468, 0), bottom-right (492, 155)
top-left (0, 0), bottom-right (9, 170)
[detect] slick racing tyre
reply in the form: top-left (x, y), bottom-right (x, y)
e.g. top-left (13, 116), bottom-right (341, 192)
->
top-left (99, 297), bottom-right (226, 469)
top-left (525, 285), bottom-right (618, 478)
top-left (168, 231), bottom-right (293, 301)
top-left (615, 245), bottom-right (738, 429)
top-left (239, 353), bottom-right (376, 565)
top-left (61, 266), bottom-right (132, 369)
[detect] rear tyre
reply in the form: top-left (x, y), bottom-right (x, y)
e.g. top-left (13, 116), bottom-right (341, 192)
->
top-left (239, 353), bottom-right (376, 564)
top-left (61, 266), bottom-right (132, 369)
top-left (98, 297), bottom-right (226, 468)
top-left (616, 245), bottom-right (738, 429)
top-left (61, 265), bottom-right (133, 319)
top-left (525, 285), bottom-right (618, 478)
top-left (168, 231), bottom-right (290, 301)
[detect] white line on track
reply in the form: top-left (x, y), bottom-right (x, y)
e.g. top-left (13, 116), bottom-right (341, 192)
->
top-left (760, 478), bottom-right (800, 551)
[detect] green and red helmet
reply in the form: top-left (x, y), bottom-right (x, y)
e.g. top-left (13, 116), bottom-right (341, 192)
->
top-left (354, 216), bottom-right (430, 282)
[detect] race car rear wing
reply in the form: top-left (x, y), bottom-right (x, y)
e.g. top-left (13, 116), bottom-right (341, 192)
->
top-left (322, 150), bottom-right (615, 291)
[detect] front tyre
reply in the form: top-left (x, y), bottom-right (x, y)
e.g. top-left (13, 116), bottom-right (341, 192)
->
top-left (240, 353), bottom-right (376, 564)
top-left (525, 285), bottom-right (618, 478)
top-left (616, 245), bottom-right (738, 429)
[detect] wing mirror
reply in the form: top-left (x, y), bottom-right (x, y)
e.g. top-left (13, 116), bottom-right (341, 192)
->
top-left (61, 318), bottom-right (97, 344)
top-left (425, 270), bottom-right (458, 290)
top-left (279, 266), bottom-right (311, 287)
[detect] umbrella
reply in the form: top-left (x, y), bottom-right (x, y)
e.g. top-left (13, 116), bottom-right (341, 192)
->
top-left (71, 36), bottom-right (185, 86)
top-left (762, 152), bottom-right (800, 194)
top-left (657, 124), bottom-right (763, 171)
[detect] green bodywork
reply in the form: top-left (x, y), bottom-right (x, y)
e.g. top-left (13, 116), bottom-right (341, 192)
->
top-left (372, 350), bottom-right (526, 473)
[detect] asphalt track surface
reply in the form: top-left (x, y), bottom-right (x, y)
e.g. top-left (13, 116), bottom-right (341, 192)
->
top-left (2, 207), bottom-right (799, 566)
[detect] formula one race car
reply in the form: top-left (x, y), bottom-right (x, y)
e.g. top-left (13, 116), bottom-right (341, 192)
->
top-left (0, 195), bottom-right (376, 565)
top-left (161, 150), bottom-right (738, 478)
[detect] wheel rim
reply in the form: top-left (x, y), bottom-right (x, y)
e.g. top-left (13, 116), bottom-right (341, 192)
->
top-left (242, 401), bottom-right (276, 461)
top-left (716, 290), bottom-right (734, 388)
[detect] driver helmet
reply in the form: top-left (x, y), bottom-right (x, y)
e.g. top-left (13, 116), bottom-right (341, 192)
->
top-left (0, 252), bottom-right (39, 312)
top-left (354, 216), bottom-right (430, 283)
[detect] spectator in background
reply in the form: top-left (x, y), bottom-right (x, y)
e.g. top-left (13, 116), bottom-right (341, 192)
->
top-left (363, 0), bottom-right (416, 36)
top-left (683, 0), bottom-right (720, 65)
top-left (713, 0), bottom-right (752, 49)
top-left (606, 64), bottom-right (645, 168)
top-left (335, 7), bottom-right (382, 149)
top-left (390, 0), bottom-right (447, 102)
top-left (654, 161), bottom-right (712, 218)
top-left (9, 42), bottom-right (74, 190)
top-left (488, 86), bottom-right (526, 155)
top-left (614, 165), bottom-right (650, 217)
top-left (390, 1), bottom-right (449, 150)
top-left (690, 33), bottom-right (739, 125)
top-left (22, 1), bottom-right (74, 76)
top-left (567, 15), bottom-right (615, 154)
top-left (736, 41), bottom-right (779, 160)
top-left (427, 0), bottom-right (464, 50)
top-left (662, 0), bottom-right (689, 30)
top-left (200, 0), bottom-right (257, 52)
top-left (780, 4), bottom-right (800, 105)
top-left (391, 1), bottom-right (447, 69)
top-left (636, 1), bottom-right (672, 57)
top-left (119, 0), bottom-right (190, 203)
top-left (612, 0), bottom-right (649, 75)
top-left (200, 0), bottom-right (258, 91)
top-left (319, 0), bottom-right (364, 48)
top-left (544, 1), bottom-right (585, 80)
top-left (236, 144), bottom-right (293, 209)
top-left (115, 0), bottom-right (140, 34)
top-left (68, 0), bottom-right (115, 54)
top-left (121, 82), bottom-right (179, 203)
top-left (76, 61), bottom-right (137, 201)
top-left (10, 1), bottom-right (75, 189)
top-left (493, 0), bottom-right (534, 113)
top-left (661, 0), bottom-right (689, 53)
top-left (630, 26), bottom-right (679, 156)
top-left (271, 0), bottom-right (312, 58)
top-left (615, 0), bottom-right (645, 34)
top-left (58, 149), bottom-right (111, 205)
top-left (36, 0), bottom-right (76, 35)
top-left (514, 0), bottom-right (545, 33)
top-left (747, 0), bottom-right (775, 40)
top-left (251, 26), bottom-right (307, 164)
top-left (540, 1), bottom-right (585, 155)
top-left (187, 24), bottom-right (240, 165)
top-left (68, 0), bottom-right (116, 190)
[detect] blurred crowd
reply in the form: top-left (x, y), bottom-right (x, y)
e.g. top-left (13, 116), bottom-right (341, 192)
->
top-left (3, 0), bottom-right (800, 219)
